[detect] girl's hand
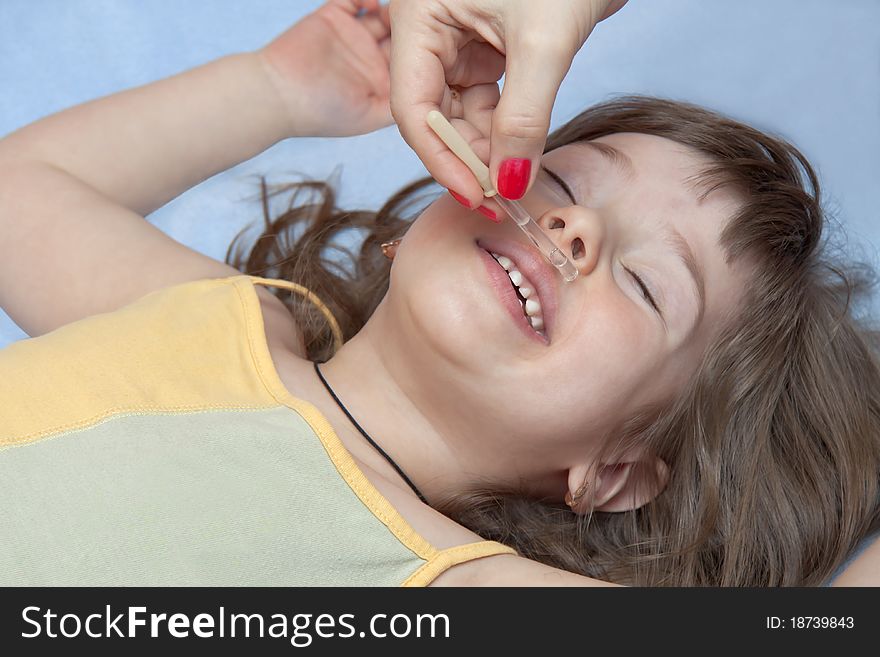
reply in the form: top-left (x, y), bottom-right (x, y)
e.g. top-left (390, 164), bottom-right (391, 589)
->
top-left (259, 0), bottom-right (392, 138)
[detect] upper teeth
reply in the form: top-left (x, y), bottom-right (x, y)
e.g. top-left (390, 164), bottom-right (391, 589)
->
top-left (490, 252), bottom-right (546, 335)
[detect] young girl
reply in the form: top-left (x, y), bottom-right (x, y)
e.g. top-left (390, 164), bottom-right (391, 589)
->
top-left (0, 2), bottom-right (877, 586)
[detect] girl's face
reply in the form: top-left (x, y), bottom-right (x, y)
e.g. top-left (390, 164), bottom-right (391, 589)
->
top-left (383, 133), bottom-right (751, 494)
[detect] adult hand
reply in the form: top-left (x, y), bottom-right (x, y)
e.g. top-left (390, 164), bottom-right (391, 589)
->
top-left (389, 0), bottom-right (627, 205)
top-left (259, 0), bottom-right (393, 138)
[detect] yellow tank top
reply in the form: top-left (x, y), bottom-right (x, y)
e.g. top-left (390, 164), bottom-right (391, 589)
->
top-left (0, 275), bottom-right (515, 586)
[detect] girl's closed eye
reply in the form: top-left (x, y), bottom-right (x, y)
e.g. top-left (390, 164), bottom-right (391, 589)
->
top-left (624, 265), bottom-right (662, 316)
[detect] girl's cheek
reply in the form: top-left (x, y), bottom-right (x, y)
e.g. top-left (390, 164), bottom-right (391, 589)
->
top-left (574, 294), bottom-right (653, 360)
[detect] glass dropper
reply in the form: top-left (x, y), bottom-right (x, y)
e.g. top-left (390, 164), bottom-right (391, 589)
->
top-left (426, 110), bottom-right (579, 283)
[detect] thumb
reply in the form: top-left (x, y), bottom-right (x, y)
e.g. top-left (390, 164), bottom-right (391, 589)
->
top-left (489, 38), bottom-right (577, 200)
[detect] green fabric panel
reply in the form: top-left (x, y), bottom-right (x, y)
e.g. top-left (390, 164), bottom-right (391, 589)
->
top-left (0, 406), bottom-right (426, 586)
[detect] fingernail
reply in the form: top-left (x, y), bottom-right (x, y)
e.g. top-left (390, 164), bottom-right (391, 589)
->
top-left (448, 189), bottom-right (472, 209)
top-left (497, 158), bottom-right (531, 200)
top-left (476, 205), bottom-right (499, 222)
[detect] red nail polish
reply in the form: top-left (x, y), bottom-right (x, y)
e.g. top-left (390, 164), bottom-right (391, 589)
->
top-left (448, 189), bottom-right (472, 208)
top-left (497, 158), bottom-right (531, 200)
top-left (476, 205), bottom-right (499, 222)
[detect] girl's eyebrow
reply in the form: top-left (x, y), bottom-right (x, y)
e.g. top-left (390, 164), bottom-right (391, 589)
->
top-left (583, 141), bottom-right (636, 181)
top-left (661, 220), bottom-right (706, 338)
top-left (542, 141), bottom-right (635, 204)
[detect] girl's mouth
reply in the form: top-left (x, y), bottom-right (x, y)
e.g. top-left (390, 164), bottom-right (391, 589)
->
top-left (488, 251), bottom-right (546, 337)
top-left (477, 246), bottom-right (549, 345)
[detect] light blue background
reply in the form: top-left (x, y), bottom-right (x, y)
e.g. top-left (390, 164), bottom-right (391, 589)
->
top-left (1, 0), bottom-right (878, 346)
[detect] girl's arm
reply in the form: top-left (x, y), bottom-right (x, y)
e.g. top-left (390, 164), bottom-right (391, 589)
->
top-left (0, 0), bottom-right (392, 337)
top-left (0, 54), bottom-right (289, 338)
top-left (0, 53), bottom-right (290, 220)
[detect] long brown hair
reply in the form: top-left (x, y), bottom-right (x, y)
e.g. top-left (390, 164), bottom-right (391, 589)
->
top-left (227, 96), bottom-right (880, 586)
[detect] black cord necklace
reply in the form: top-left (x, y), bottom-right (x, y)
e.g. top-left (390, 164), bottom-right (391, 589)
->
top-left (313, 360), bottom-right (429, 505)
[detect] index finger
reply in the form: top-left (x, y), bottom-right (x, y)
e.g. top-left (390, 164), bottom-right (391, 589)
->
top-left (389, 14), bottom-right (484, 201)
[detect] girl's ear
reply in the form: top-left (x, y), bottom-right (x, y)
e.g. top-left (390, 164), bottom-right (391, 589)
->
top-left (592, 458), bottom-right (669, 512)
top-left (566, 458), bottom-right (669, 515)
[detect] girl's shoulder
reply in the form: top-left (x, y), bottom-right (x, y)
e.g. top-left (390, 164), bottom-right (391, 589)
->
top-left (831, 534), bottom-right (880, 586)
top-left (256, 285), bottom-right (309, 358)
top-left (430, 551), bottom-right (619, 587)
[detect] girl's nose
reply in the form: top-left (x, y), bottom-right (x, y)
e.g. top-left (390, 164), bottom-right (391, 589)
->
top-left (538, 205), bottom-right (604, 278)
